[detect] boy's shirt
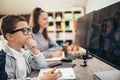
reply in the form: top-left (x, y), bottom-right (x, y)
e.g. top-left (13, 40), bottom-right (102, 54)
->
top-left (3, 44), bottom-right (47, 79)
top-left (8, 45), bottom-right (27, 78)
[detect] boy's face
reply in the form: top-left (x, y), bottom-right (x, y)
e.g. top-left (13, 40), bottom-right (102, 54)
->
top-left (9, 21), bottom-right (31, 46)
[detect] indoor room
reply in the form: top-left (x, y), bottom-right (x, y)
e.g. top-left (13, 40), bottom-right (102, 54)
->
top-left (0, 0), bottom-right (120, 80)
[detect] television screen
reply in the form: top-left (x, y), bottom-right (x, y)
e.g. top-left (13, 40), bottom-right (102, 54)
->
top-left (89, 17), bottom-right (120, 70)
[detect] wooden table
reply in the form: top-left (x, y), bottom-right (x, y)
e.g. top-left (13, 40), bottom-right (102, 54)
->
top-left (29, 57), bottom-right (116, 80)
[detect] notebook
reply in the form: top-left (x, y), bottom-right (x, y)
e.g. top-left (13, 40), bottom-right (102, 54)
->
top-left (38, 68), bottom-right (76, 80)
top-left (46, 52), bottom-right (65, 61)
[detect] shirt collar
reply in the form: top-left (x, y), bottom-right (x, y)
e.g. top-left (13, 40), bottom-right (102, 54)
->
top-left (4, 44), bottom-right (25, 57)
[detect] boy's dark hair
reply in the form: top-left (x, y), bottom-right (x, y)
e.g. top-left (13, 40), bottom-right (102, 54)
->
top-left (1, 15), bottom-right (26, 39)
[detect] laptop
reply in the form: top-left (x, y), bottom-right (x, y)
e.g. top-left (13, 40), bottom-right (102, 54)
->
top-left (94, 70), bottom-right (120, 80)
top-left (38, 68), bottom-right (76, 80)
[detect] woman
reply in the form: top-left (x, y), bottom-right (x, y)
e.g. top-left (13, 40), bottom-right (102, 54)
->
top-left (29, 7), bottom-right (63, 58)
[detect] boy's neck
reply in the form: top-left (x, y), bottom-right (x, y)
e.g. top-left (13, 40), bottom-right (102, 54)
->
top-left (8, 43), bottom-right (22, 52)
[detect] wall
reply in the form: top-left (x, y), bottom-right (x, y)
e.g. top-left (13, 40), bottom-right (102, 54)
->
top-left (0, 0), bottom-right (87, 15)
top-left (85, 0), bottom-right (120, 13)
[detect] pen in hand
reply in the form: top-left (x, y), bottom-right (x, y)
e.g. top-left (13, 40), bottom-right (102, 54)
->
top-left (40, 67), bottom-right (62, 80)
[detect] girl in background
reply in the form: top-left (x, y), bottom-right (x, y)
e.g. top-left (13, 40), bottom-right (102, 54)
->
top-left (29, 7), bottom-right (63, 58)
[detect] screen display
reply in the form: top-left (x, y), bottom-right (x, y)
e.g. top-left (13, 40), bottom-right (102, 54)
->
top-left (89, 17), bottom-right (120, 70)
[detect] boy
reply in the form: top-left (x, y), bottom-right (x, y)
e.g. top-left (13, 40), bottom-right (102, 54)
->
top-left (1, 15), bottom-right (62, 79)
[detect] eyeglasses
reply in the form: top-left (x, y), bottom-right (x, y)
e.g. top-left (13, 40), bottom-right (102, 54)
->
top-left (9, 27), bottom-right (32, 35)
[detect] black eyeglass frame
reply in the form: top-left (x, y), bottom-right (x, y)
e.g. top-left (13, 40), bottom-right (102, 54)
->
top-left (9, 27), bottom-right (32, 35)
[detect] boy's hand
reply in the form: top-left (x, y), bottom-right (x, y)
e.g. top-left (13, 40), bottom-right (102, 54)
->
top-left (25, 38), bottom-right (39, 55)
top-left (40, 67), bottom-right (62, 80)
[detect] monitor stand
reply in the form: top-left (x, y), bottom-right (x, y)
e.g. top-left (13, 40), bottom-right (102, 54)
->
top-left (94, 70), bottom-right (120, 80)
top-left (84, 47), bottom-right (93, 59)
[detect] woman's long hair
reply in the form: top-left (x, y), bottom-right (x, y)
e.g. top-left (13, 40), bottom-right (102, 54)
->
top-left (29, 7), bottom-right (50, 41)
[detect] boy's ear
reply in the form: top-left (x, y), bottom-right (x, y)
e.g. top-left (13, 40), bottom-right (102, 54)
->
top-left (5, 33), bottom-right (14, 41)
